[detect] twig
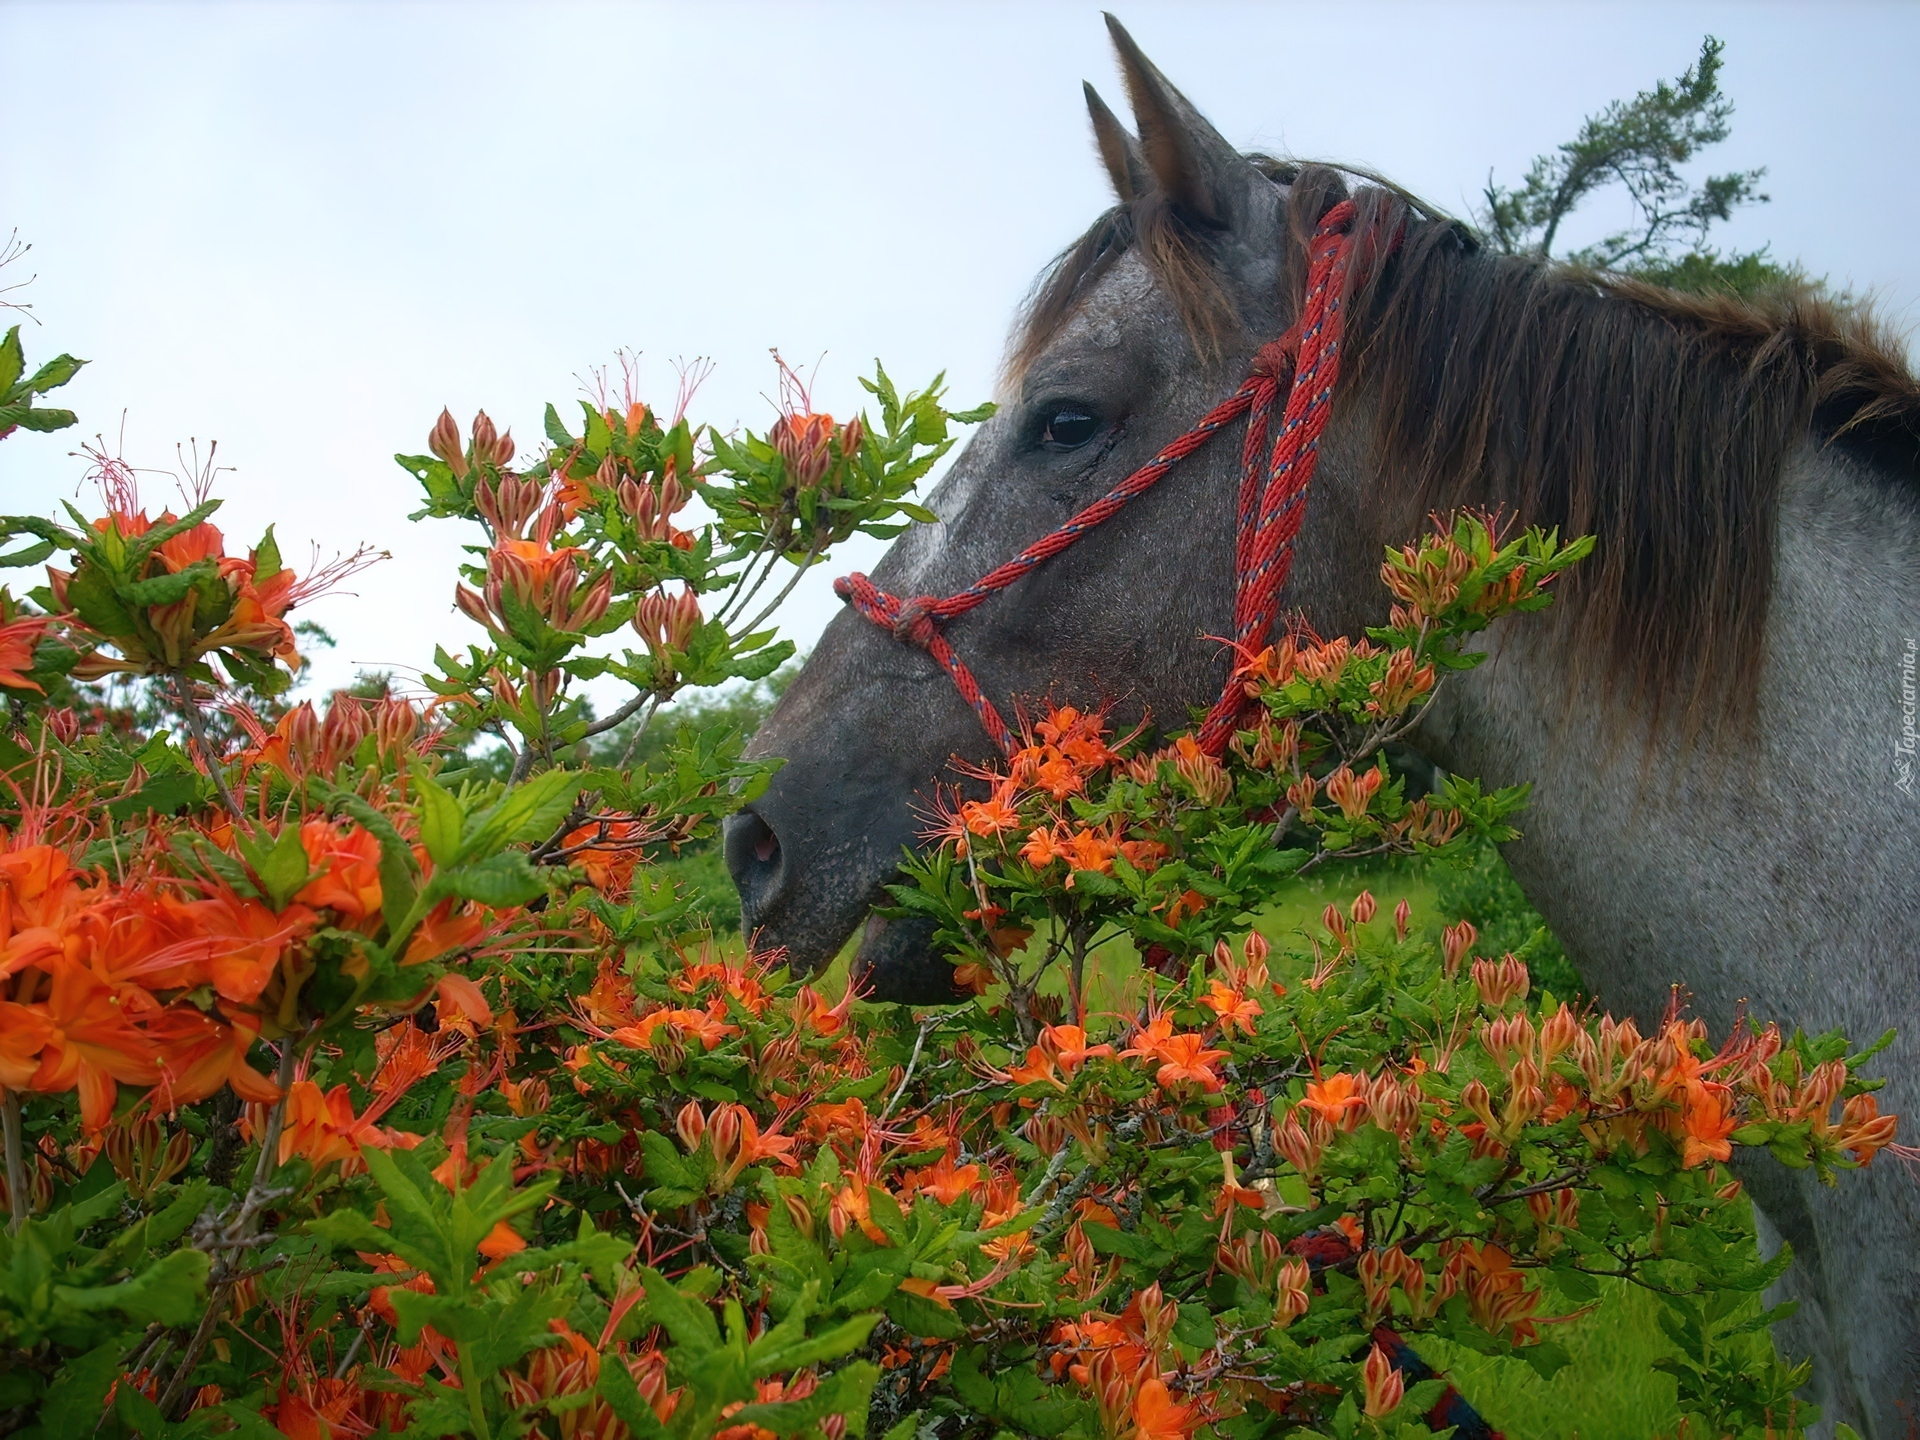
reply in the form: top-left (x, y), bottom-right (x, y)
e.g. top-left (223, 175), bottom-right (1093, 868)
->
top-left (174, 680), bottom-right (245, 820)
top-left (737, 536), bottom-right (828, 637)
top-left (880, 1017), bottom-right (941, 1122)
top-left (158, 1040), bottom-right (299, 1417)
top-left (2, 1091), bottom-right (26, 1236)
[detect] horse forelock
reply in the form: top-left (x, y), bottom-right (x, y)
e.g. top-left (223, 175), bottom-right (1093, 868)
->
top-left (1007, 155), bottom-right (1920, 735)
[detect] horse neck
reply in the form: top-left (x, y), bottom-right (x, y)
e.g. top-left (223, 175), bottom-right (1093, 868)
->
top-left (1411, 439), bottom-right (1920, 1039)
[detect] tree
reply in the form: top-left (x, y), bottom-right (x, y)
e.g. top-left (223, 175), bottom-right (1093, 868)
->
top-left (1478, 36), bottom-right (1794, 296)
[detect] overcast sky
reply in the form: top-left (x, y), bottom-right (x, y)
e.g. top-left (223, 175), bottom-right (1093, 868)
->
top-left (4, 1), bottom-right (1915, 708)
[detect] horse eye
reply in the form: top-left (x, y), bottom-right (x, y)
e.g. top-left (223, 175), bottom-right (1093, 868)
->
top-left (1042, 408), bottom-right (1099, 449)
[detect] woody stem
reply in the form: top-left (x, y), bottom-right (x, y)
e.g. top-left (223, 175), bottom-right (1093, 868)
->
top-left (738, 535), bottom-right (828, 638)
top-left (174, 679), bottom-right (245, 820)
top-left (158, 1039), bottom-right (298, 1417)
top-left (2, 1091), bottom-right (26, 1236)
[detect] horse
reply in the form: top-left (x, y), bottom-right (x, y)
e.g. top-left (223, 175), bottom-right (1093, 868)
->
top-left (722, 18), bottom-right (1920, 1432)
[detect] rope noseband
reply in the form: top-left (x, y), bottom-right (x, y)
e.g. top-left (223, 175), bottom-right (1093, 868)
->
top-left (834, 200), bottom-right (1373, 759)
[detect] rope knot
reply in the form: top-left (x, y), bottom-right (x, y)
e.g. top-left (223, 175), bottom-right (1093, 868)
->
top-left (1251, 340), bottom-right (1295, 378)
top-left (891, 595), bottom-right (942, 648)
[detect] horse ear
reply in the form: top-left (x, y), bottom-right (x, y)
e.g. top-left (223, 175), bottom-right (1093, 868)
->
top-left (1084, 82), bottom-right (1150, 202)
top-left (1104, 13), bottom-right (1248, 226)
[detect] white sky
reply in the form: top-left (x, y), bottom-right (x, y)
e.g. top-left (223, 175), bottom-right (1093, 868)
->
top-left (4, 1), bottom-right (1915, 709)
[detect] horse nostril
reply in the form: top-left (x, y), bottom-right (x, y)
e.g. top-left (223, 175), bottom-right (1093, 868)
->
top-left (723, 809), bottom-right (784, 919)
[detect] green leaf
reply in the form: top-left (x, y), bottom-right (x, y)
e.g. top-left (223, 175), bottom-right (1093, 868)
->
top-left (28, 1342), bottom-right (122, 1434)
top-left (636, 1265), bottom-right (721, 1354)
top-left (461, 766), bottom-right (582, 858)
top-left (415, 769), bottom-right (466, 866)
top-left (435, 851), bottom-right (546, 908)
top-left (597, 1358), bottom-right (671, 1439)
top-left (747, 1311), bottom-right (881, 1378)
top-left (53, 1246), bottom-right (210, 1325)
top-left (0, 327), bottom-right (22, 395)
top-left (62, 563), bottom-right (137, 635)
top-left (253, 822), bottom-right (312, 910)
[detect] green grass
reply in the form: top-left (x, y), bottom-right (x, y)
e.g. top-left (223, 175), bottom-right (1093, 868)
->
top-left (1421, 1281), bottom-right (1683, 1439)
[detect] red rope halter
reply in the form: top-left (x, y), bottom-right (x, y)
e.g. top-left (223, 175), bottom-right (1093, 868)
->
top-left (834, 199), bottom-right (1372, 759)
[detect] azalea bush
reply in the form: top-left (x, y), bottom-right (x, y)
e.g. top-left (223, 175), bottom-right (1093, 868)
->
top-left (0, 303), bottom-right (1898, 1440)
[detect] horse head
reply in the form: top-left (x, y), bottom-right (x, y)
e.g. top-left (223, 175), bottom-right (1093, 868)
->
top-left (723, 18), bottom-right (1405, 1000)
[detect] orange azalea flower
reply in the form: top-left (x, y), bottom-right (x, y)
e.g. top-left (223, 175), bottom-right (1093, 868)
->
top-left (1121, 1012), bottom-right (1177, 1063)
top-left (1301, 1073), bottom-right (1368, 1128)
top-left (565, 817), bottom-right (648, 896)
top-left (1158, 888), bottom-right (1207, 929)
top-left (1060, 827), bottom-right (1119, 876)
top-left (907, 1147), bottom-right (985, 1206)
top-left (295, 821), bottom-right (385, 933)
top-left (145, 889), bottom-right (318, 1006)
top-left (146, 1008), bottom-right (282, 1109)
top-left (0, 1000), bottom-right (54, 1089)
top-left (1030, 748), bottom-right (1085, 801)
top-left (1679, 1084), bottom-right (1738, 1169)
top-left (1020, 825), bottom-right (1065, 869)
top-left (1007, 1046), bottom-right (1062, 1089)
top-left (27, 964), bottom-right (161, 1131)
top-left (1132, 1377), bottom-right (1201, 1440)
top-left (1199, 980), bottom-right (1262, 1035)
top-left (830, 1181), bottom-right (889, 1244)
top-left (403, 900), bottom-right (488, 966)
top-left (0, 613), bottom-right (51, 693)
top-left (1040, 1024), bottom-right (1115, 1075)
top-left (1035, 705), bottom-right (1115, 772)
top-left (615, 1005), bottom-right (739, 1052)
top-left (1153, 1034), bottom-right (1228, 1094)
top-left (277, 1078), bottom-right (421, 1173)
top-left (959, 786), bottom-right (1023, 838)
top-left (478, 1220), bottom-right (527, 1261)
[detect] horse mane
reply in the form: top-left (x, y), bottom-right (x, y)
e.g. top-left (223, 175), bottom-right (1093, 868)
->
top-left (1011, 160), bottom-right (1920, 731)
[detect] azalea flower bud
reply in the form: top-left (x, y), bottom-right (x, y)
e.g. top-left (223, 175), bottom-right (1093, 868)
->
top-left (491, 671), bottom-right (520, 711)
top-left (1350, 890), bottom-right (1377, 925)
top-left (1441, 920), bottom-right (1475, 978)
top-left (1540, 1002), bottom-right (1580, 1065)
top-left (45, 708), bottom-right (78, 744)
top-left (659, 462), bottom-right (691, 516)
top-left (1362, 1342), bottom-right (1405, 1418)
top-left (707, 1103), bottom-right (743, 1168)
top-left (821, 1415), bottom-right (847, 1440)
top-left (771, 410), bottom-right (837, 490)
top-left (429, 408), bottom-right (468, 478)
top-left (1357, 1246), bottom-right (1396, 1318)
top-left (1461, 1078), bottom-right (1498, 1130)
top-left (666, 587), bottom-right (700, 650)
top-left (619, 476), bottom-right (657, 533)
top-left (1504, 1055), bottom-right (1545, 1131)
top-left (1022, 1112), bottom-right (1067, 1156)
top-left (1320, 904), bottom-right (1349, 951)
top-left (675, 1101), bottom-right (707, 1154)
top-left (454, 583), bottom-right (496, 632)
top-left (773, 1194), bottom-right (813, 1242)
top-left (1394, 898), bottom-right (1410, 943)
top-left (1273, 1107), bottom-right (1324, 1176)
top-left (1473, 954), bottom-right (1529, 1009)
top-left (1135, 1282), bottom-right (1174, 1352)
top-left (567, 569), bottom-right (614, 631)
top-left (321, 692), bottom-right (371, 768)
top-left (1272, 1255), bottom-right (1311, 1328)
top-left (471, 410), bottom-right (499, 461)
top-left (282, 701), bottom-right (321, 763)
top-left (373, 697), bottom-right (419, 759)
top-left (649, 1025), bottom-right (687, 1074)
